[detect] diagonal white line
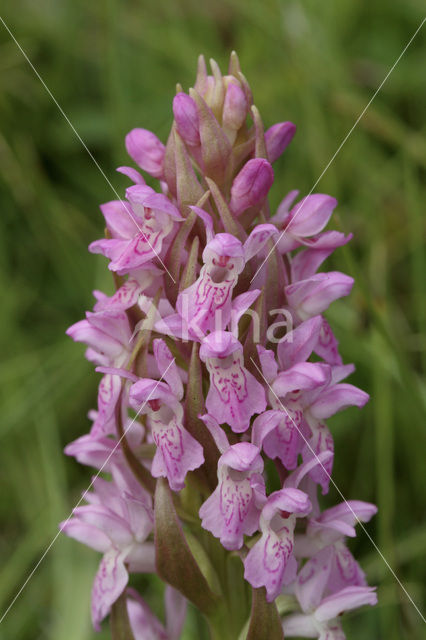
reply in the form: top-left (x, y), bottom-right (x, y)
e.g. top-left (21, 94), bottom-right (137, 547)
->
top-left (0, 359), bottom-right (175, 625)
top-left (251, 16), bottom-right (426, 283)
top-left (0, 15), bottom-right (176, 283)
top-left (250, 357), bottom-right (426, 624)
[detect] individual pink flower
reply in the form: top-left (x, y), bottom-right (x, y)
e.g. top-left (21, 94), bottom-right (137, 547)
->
top-left (129, 339), bottom-right (204, 490)
top-left (295, 500), bottom-right (378, 592)
top-left (90, 373), bottom-right (122, 436)
top-left (89, 185), bottom-right (182, 275)
top-left (199, 420), bottom-right (265, 550)
top-left (272, 193), bottom-right (338, 252)
top-left (60, 466), bottom-right (154, 630)
top-left (244, 488), bottom-right (312, 601)
top-left (176, 213), bottom-right (277, 335)
top-left (254, 344), bottom-right (331, 470)
top-left (298, 365), bottom-right (369, 494)
top-left (283, 545), bottom-right (377, 639)
top-left (285, 272), bottom-right (355, 323)
top-left (66, 308), bottom-right (133, 367)
top-left (200, 331), bottom-right (267, 432)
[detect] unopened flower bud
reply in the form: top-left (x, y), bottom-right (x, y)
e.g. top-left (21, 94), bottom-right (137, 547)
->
top-left (125, 128), bottom-right (165, 178)
top-left (222, 82), bottom-right (248, 132)
top-left (265, 121), bottom-right (296, 162)
top-left (230, 158), bottom-right (274, 216)
top-left (173, 93), bottom-right (200, 147)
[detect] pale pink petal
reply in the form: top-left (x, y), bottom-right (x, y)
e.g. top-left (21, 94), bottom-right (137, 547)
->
top-left (328, 542), bottom-right (367, 591)
top-left (272, 189), bottom-right (299, 225)
top-left (64, 433), bottom-right (121, 471)
top-left (150, 418), bottom-right (204, 491)
top-left (272, 362), bottom-right (331, 398)
top-left (165, 586), bottom-right (187, 640)
top-left (199, 413), bottom-right (230, 453)
top-left (285, 272), bottom-right (354, 321)
top-left (277, 315), bottom-right (323, 369)
top-left (291, 247), bottom-right (335, 282)
top-left (257, 346), bottom-right (278, 382)
top-left (116, 166), bottom-right (146, 185)
top-left (66, 319), bottom-right (124, 364)
top-left (60, 519), bottom-right (110, 553)
top-left (223, 82), bottom-right (248, 132)
top-left (244, 530), bottom-right (290, 601)
top-left (309, 384), bottom-right (369, 420)
top-left (302, 420), bottom-right (334, 494)
top-left (282, 613), bottom-right (318, 638)
top-left (91, 549), bottom-right (129, 631)
top-left (199, 443), bottom-right (264, 550)
top-left (91, 374), bottom-right (122, 435)
top-left (129, 379), bottom-right (176, 412)
top-left (315, 586), bottom-right (377, 622)
top-left (284, 451), bottom-right (334, 490)
top-left (73, 505), bottom-right (133, 548)
top-left (262, 409), bottom-right (303, 469)
top-left (312, 500), bottom-right (378, 538)
top-left (126, 588), bottom-right (168, 640)
top-left (153, 338), bottom-right (183, 400)
top-left (243, 223), bottom-right (278, 261)
top-left (296, 546), bottom-right (335, 612)
top-left (99, 200), bottom-right (140, 239)
top-left (314, 319), bottom-right (343, 366)
top-left (287, 195), bottom-right (337, 237)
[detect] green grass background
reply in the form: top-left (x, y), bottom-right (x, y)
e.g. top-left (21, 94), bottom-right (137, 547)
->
top-left (0, 1), bottom-right (425, 638)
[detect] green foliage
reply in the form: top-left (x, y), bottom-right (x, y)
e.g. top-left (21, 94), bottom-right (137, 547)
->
top-left (0, 1), bottom-right (425, 638)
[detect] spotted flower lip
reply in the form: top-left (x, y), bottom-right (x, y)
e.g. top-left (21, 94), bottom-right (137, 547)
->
top-left (244, 487), bottom-right (312, 601)
top-left (199, 441), bottom-right (265, 550)
top-left (200, 331), bottom-right (267, 432)
top-left (129, 340), bottom-right (204, 491)
top-left (62, 53), bottom-right (376, 636)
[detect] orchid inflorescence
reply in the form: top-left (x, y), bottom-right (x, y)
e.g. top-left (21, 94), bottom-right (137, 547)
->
top-left (62, 52), bottom-right (377, 640)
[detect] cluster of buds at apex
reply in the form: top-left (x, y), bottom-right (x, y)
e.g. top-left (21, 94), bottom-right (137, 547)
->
top-left (62, 51), bottom-right (377, 640)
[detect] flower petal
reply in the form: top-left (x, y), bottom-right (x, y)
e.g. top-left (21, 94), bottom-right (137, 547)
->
top-left (309, 384), bottom-right (369, 420)
top-left (91, 549), bottom-right (129, 631)
top-left (315, 586), bottom-right (377, 622)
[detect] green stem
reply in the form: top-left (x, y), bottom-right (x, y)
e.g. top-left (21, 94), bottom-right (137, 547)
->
top-left (206, 604), bottom-right (235, 640)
